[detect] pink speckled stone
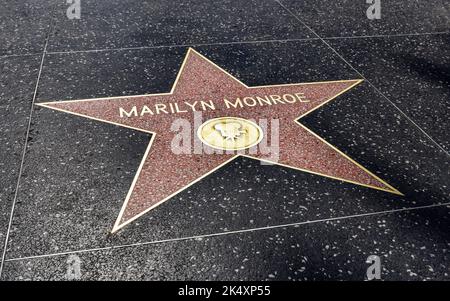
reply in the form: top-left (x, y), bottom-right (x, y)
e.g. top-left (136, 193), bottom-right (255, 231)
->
top-left (38, 49), bottom-right (399, 231)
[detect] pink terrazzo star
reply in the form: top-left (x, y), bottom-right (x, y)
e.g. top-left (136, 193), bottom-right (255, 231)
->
top-left (37, 48), bottom-right (401, 232)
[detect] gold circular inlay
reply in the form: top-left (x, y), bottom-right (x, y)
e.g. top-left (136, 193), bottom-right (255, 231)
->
top-left (197, 117), bottom-right (263, 151)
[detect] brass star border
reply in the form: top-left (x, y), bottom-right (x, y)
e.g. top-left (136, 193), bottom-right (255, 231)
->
top-left (36, 48), bottom-right (402, 233)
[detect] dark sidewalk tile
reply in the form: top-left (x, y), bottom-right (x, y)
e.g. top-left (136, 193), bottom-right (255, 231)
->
top-left (0, 1), bottom-right (55, 56)
top-left (3, 205), bottom-right (450, 280)
top-left (0, 55), bottom-right (42, 256)
top-left (327, 34), bottom-right (450, 151)
top-left (47, 0), bottom-right (313, 53)
top-left (36, 47), bottom-right (187, 102)
top-left (299, 82), bottom-right (449, 206)
top-left (5, 41), bottom-right (449, 259)
top-left (36, 41), bottom-right (359, 103)
top-left (279, 0), bottom-right (450, 38)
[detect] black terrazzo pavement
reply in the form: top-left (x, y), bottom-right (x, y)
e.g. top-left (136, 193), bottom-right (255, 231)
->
top-left (0, 55), bottom-right (42, 260)
top-left (0, 0), bottom-right (448, 281)
top-left (0, 0), bottom-right (55, 56)
top-left (327, 35), bottom-right (450, 151)
top-left (279, 0), bottom-right (450, 38)
top-left (3, 205), bottom-right (450, 280)
top-left (48, 0), bottom-right (313, 53)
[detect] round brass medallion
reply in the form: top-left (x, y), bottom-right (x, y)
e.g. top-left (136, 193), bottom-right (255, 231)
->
top-left (197, 117), bottom-right (263, 151)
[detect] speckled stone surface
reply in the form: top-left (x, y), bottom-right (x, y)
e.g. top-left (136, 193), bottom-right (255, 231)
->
top-left (3, 42), bottom-right (449, 263)
top-left (279, 0), bottom-right (450, 37)
top-left (38, 49), bottom-right (398, 231)
top-left (3, 205), bottom-right (450, 280)
top-left (0, 55), bottom-right (41, 255)
top-left (327, 34), bottom-right (450, 151)
top-left (1, 2), bottom-right (449, 281)
top-left (47, 0), bottom-right (313, 52)
top-left (0, 0), bottom-right (55, 56)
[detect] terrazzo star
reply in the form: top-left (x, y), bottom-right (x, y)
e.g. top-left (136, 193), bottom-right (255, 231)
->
top-left (37, 48), bottom-right (402, 233)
